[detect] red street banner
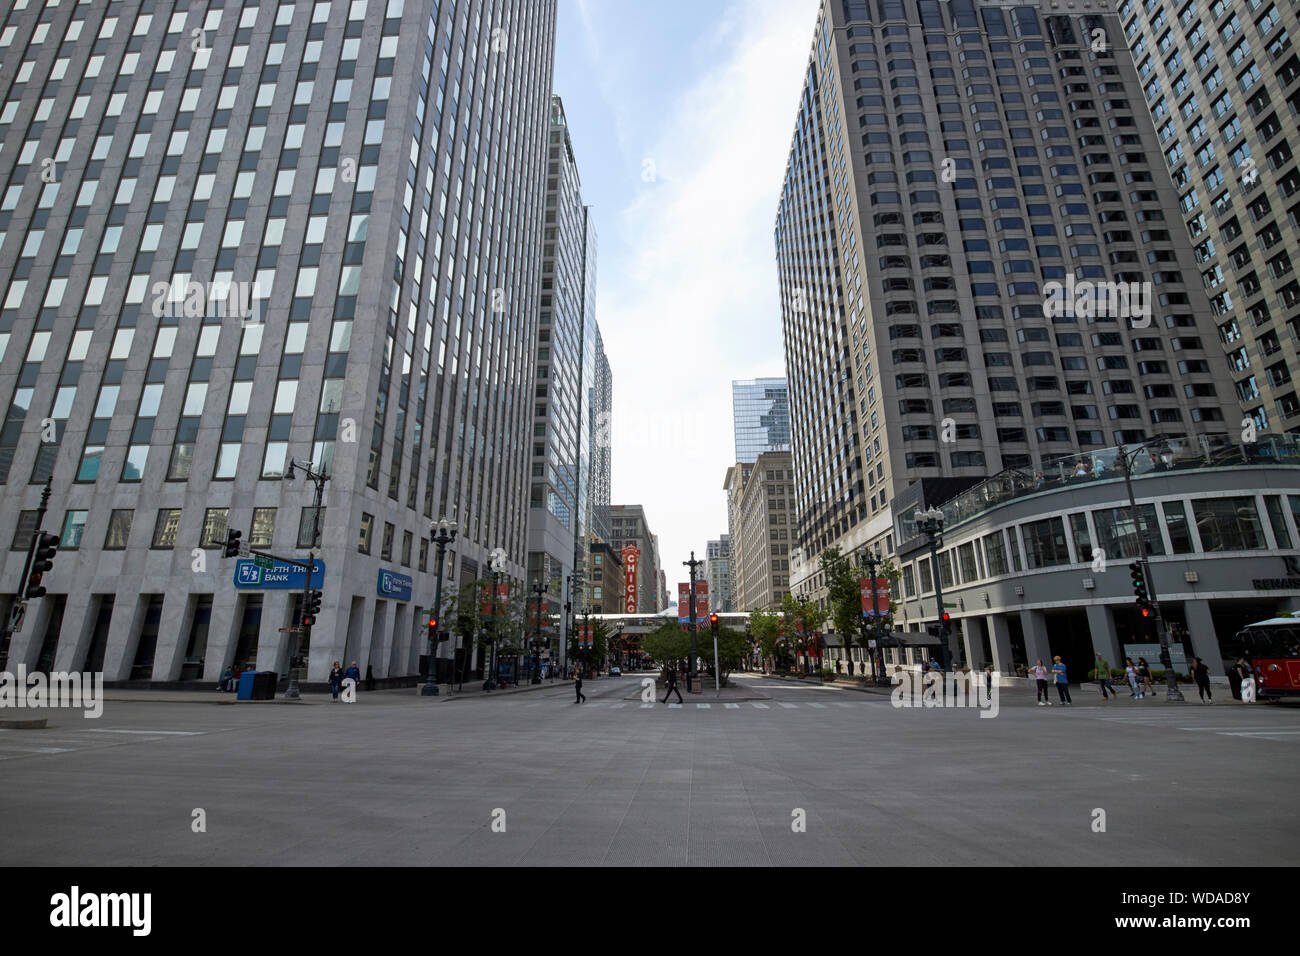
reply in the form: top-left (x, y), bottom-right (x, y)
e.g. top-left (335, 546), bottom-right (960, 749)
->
top-left (580, 622), bottom-right (594, 647)
top-left (622, 546), bottom-right (640, 612)
top-left (677, 583), bottom-right (690, 622)
top-left (860, 577), bottom-right (890, 617)
top-left (480, 582), bottom-right (509, 617)
top-left (696, 580), bottom-right (708, 619)
top-left (530, 600), bottom-right (552, 631)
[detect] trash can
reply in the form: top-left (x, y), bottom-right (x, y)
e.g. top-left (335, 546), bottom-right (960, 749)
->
top-left (236, 670), bottom-right (257, 700)
top-left (251, 671), bottom-right (277, 701)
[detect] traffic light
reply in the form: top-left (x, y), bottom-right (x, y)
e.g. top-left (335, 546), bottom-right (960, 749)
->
top-left (940, 611), bottom-right (951, 635)
top-left (24, 532), bottom-right (58, 599)
top-left (223, 527), bottom-right (242, 558)
top-left (709, 613), bottom-right (719, 632)
top-left (1130, 561), bottom-right (1151, 616)
top-left (302, 590), bottom-right (322, 627)
top-left (427, 615), bottom-right (437, 641)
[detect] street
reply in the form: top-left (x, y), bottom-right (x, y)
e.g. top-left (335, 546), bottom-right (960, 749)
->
top-left (1, 674), bottom-right (1297, 866)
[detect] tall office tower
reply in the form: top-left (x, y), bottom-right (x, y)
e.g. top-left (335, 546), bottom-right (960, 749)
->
top-left (607, 504), bottom-right (661, 612)
top-left (0, 0), bottom-right (556, 683)
top-left (1120, 0), bottom-right (1300, 435)
top-left (732, 377), bottom-right (791, 463)
top-left (706, 535), bottom-right (732, 612)
top-left (729, 452), bottom-right (794, 611)
top-left (776, 0), bottom-right (1238, 597)
top-left (588, 325), bottom-right (612, 545)
top-left (527, 96), bottom-right (598, 632)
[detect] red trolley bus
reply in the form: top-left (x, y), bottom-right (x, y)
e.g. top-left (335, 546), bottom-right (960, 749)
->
top-left (1235, 618), bottom-right (1300, 701)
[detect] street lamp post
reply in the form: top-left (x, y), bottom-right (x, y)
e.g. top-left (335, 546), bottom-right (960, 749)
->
top-left (1116, 439), bottom-right (1185, 702)
top-left (915, 507), bottom-right (951, 672)
top-left (284, 458), bottom-right (328, 700)
top-left (531, 580), bottom-right (548, 684)
top-left (684, 551), bottom-right (704, 691)
top-left (565, 569), bottom-right (580, 676)
top-left (859, 549), bottom-right (888, 684)
top-left (423, 517), bottom-right (457, 697)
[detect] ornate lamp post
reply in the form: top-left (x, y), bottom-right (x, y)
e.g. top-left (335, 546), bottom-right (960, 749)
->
top-left (683, 551), bottom-right (704, 691)
top-left (481, 547), bottom-right (506, 691)
top-left (915, 507), bottom-right (950, 672)
top-left (530, 580), bottom-right (548, 684)
top-left (284, 458), bottom-right (328, 700)
top-left (422, 516), bottom-right (457, 697)
top-left (1116, 437), bottom-right (1185, 702)
top-left (858, 549), bottom-right (889, 684)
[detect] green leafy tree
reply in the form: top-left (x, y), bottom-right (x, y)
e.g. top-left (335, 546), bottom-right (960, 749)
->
top-left (749, 607), bottom-right (782, 667)
top-left (779, 592), bottom-right (828, 671)
top-left (821, 547), bottom-right (862, 670)
top-left (445, 578), bottom-right (528, 680)
top-left (568, 617), bottom-right (610, 672)
top-left (700, 626), bottom-right (749, 686)
top-left (640, 621), bottom-right (691, 669)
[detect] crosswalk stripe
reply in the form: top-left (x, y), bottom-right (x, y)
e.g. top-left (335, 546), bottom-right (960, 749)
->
top-left (609, 702), bottom-right (626, 709)
top-left (832, 702), bottom-right (854, 707)
top-left (84, 729), bottom-right (206, 735)
top-left (668, 703), bottom-right (682, 709)
top-left (807, 702), bottom-right (827, 708)
top-left (640, 703), bottom-right (654, 709)
top-left (696, 703), bottom-right (710, 709)
top-left (751, 703), bottom-right (769, 709)
top-left (724, 703), bottom-right (739, 709)
top-left (777, 702), bottom-right (798, 709)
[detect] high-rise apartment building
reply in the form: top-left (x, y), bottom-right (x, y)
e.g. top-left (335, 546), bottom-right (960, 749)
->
top-left (776, 0), bottom-right (1239, 599)
top-left (729, 451), bottom-right (794, 611)
top-left (0, 0), bottom-right (557, 683)
top-left (607, 504), bottom-right (662, 613)
top-left (1120, 0), bottom-right (1300, 435)
top-left (732, 377), bottom-right (790, 463)
top-left (527, 95), bottom-right (599, 639)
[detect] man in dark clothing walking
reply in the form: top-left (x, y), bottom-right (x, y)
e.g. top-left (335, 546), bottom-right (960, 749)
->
top-left (1192, 657), bottom-right (1213, 703)
top-left (662, 663), bottom-right (683, 704)
top-left (574, 668), bottom-right (586, 704)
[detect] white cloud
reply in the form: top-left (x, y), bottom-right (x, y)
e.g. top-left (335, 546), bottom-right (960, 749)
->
top-left (593, 0), bottom-right (819, 590)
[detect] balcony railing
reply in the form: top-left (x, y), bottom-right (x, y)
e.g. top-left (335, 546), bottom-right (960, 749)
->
top-left (918, 434), bottom-right (1300, 534)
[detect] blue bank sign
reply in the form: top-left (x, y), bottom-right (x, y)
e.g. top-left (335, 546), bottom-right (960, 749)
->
top-left (377, 569), bottom-right (413, 602)
top-left (234, 559), bottom-right (324, 590)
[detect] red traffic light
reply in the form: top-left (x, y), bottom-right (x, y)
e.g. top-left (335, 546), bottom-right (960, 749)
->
top-left (428, 617), bottom-right (437, 629)
top-left (942, 612), bottom-right (951, 622)
top-left (709, 613), bottom-right (718, 625)
top-left (1140, 607), bottom-right (1150, 618)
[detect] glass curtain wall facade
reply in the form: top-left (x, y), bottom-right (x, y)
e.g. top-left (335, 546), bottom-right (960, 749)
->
top-left (776, 0), bottom-right (1239, 594)
top-left (732, 377), bottom-right (790, 463)
top-left (0, 0), bottom-right (557, 683)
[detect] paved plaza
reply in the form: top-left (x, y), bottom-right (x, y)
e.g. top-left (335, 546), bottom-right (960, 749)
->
top-left (1, 674), bottom-right (1297, 866)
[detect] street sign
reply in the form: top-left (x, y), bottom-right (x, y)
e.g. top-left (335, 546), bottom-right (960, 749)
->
top-left (234, 558), bottom-right (324, 590)
top-left (252, 554), bottom-right (275, 570)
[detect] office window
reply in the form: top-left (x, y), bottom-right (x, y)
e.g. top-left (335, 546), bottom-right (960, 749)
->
top-left (103, 509), bottom-right (134, 550)
top-left (152, 509), bottom-right (182, 549)
top-left (359, 512), bottom-right (374, 554)
top-left (60, 510), bottom-right (89, 549)
top-left (251, 507), bottom-right (276, 548)
top-left (1022, 517), bottom-right (1069, 568)
top-left (298, 507), bottom-right (324, 549)
top-left (201, 508), bottom-right (230, 548)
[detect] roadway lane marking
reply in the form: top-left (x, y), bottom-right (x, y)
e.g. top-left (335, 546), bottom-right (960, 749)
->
top-left (777, 702), bottom-right (798, 709)
top-left (832, 702), bottom-right (854, 707)
top-left (807, 702), bottom-right (827, 708)
top-left (724, 703), bottom-right (739, 709)
top-left (668, 703), bottom-right (682, 709)
top-left (751, 703), bottom-right (769, 709)
top-left (1221, 730), bottom-right (1300, 736)
top-left (640, 703), bottom-right (654, 708)
top-left (609, 702), bottom-right (626, 709)
top-left (84, 730), bottom-right (207, 735)
top-left (696, 703), bottom-right (710, 709)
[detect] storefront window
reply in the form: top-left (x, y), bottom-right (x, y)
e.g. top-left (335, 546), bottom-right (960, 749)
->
top-left (983, 531), bottom-right (1008, 576)
top-left (1162, 500), bottom-right (1194, 554)
top-left (958, 541), bottom-right (978, 581)
top-left (1068, 513), bottom-right (1091, 563)
top-left (1192, 497), bottom-right (1266, 551)
top-left (1093, 505), bottom-right (1165, 559)
top-left (1022, 517), bottom-right (1070, 569)
top-left (1264, 495), bottom-right (1293, 549)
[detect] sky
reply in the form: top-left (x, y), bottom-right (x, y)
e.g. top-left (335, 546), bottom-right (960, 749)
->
top-left (554, 0), bottom-right (820, 591)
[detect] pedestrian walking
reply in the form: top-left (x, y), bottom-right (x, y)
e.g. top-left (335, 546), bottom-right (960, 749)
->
top-left (1125, 658), bottom-right (1142, 699)
top-left (662, 664), bottom-right (683, 704)
top-left (1095, 653), bottom-right (1117, 700)
top-left (574, 667), bottom-right (586, 704)
top-left (984, 664), bottom-right (993, 699)
top-left (1030, 659), bottom-right (1051, 705)
top-left (365, 663), bottom-right (375, 691)
top-left (345, 660), bottom-right (361, 689)
top-left (219, 665), bottom-right (232, 692)
top-left (328, 661), bottom-right (344, 701)
top-left (1230, 657), bottom-right (1251, 700)
top-left (1137, 657), bottom-right (1154, 697)
top-left (1192, 656), bottom-right (1213, 703)
top-left (1052, 656), bottom-right (1072, 705)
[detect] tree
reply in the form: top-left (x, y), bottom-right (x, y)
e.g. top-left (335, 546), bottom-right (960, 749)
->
top-left (444, 578), bottom-right (528, 682)
top-left (700, 626), bottom-right (749, 687)
top-left (779, 592), bottom-right (828, 672)
top-left (749, 607), bottom-right (782, 668)
top-left (821, 547), bottom-right (862, 673)
top-left (568, 616), bottom-right (610, 672)
top-left (640, 621), bottom-right (690, 669)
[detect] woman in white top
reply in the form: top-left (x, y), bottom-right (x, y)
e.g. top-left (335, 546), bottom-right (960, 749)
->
top-left (1030, 659), bottom-right (1051, 705)
top-left (1125, 658), bottom-right (1142, 699)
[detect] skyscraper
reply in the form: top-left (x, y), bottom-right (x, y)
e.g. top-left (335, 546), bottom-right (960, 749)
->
top-left (776, 0), bottom-right (1238, 599)
top-left (527, 95), bottom-right (599, 638)
top-left (1120, 0), bottom-right (1300, 436)
top-left (732, 377), bottom-right (790, 464)
top-left (0, 0), bottom-right (557, 683)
